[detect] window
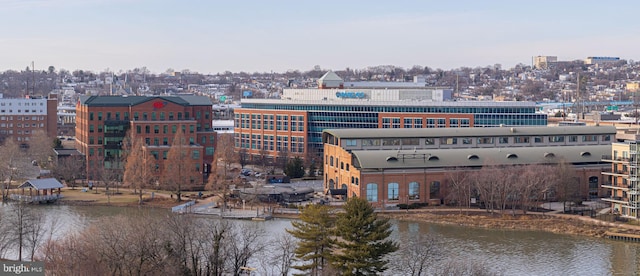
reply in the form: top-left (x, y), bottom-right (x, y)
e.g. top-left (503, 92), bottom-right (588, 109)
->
top-left (568, 136), bottom-right (578, 142)
top-left (344, 139), bottom-right (357, 146)
top-left (193, 150), bottom-right (200, 159)
top-left (583, 135), bottom-right (597, 142)
top-left (499, 137), bottom-right (509, 144)
top-left (388, 183), bottom-right (399, 200)
top-left (550, 136), bottom-right (565, 143)
top-left (89, 125), bottom-right (94, 133)
top-left (514, 136), bottom-right (529, 143)
top-left (163, 125), bottom-right (168, 134)
top-left (461, 138), bottom-right (472, 145)
top-left (430, 181), bottom-right (440, 198)
top-left (534, 136), bottom-right (544, 143)
top-left (366, 183), bottom-right (378, 202)
top-left (206, 147), bottom-right (214, 156)
top-left (477, 137), bottom-right (494, 144)
top-left (154, 125), bottom-right (159, 134)
top-left (383, 139), bottom-right (400, 146)
top-left (362, 139), bottom-right (381, 146)
top-left (440, 137), bottom-right (457, 145)
top-left (425, 138), bottom-right (435, 145)
top-left (602, 135), bottom-right (611, 142)
top-left (402, 138), bottom-right (419, 146)
top-left (409, 182), bottom-right (420, 200)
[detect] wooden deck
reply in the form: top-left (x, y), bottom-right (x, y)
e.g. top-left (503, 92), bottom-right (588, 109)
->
top-left (605, 231), bottom-right (640, 242)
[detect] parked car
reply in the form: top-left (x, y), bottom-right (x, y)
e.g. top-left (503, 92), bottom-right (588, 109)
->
top-left (254, 172), bottom-right (262, 177)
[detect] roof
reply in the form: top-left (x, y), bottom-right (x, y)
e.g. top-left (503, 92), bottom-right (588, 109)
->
top-left (241, 98), bottom-right (539, 108)
top-left (324, 125), bottom-right (616, 139)
top-left (318, 71), bottom-right (343, 82)
top-left (351, 145), bottom-right (610, 170)
top-left (19, 178), bottom-right (64, 190)
top-left (79, 95), bottom-right (212, 107)
top-left (53, 149), bottom-right (82, 156)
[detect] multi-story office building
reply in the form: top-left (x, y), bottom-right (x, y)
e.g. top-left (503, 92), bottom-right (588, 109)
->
top-left (585, 56), bottom-right (621, 65)
top-left (533, 56), bottom-right (558, 69)
top-left (235, 72), bottom-right (547, 161)
top-left (0, 94), bottom-right (57, 145)
top-left (323, 125), bottom-right (615, 207)
top-left (602, 141), bottom-right (640, 219)
top-left (75, 95), bottom-right (216, 181)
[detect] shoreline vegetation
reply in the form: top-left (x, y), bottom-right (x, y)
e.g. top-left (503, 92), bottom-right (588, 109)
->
top-left (51, 187), bottom-right (640, 240)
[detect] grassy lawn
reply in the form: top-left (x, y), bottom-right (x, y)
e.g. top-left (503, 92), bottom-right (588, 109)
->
top-left (58, 187), bottom-right (178, 207)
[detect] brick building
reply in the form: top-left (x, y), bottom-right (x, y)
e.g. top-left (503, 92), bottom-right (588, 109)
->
top-left (323, 126), bottom-right (615, 207)
top-left (235, 72), bottom-right (547, 162)
top-left (75, 95), bottom-right (216, 181)
top-left (0, 94), bottom-right (57, 145)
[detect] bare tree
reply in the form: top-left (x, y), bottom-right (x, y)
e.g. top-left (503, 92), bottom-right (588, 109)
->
top-left (552, 158), bottom-right (581, 213)
top-left (0, 139), bottom-right (27, 201)
top-left (217, 134), bottom-right (237, 178)
top-left (27, 130), bottom-right (54, 169)
top-left (52, 156), bottom-right (85, 190)
top-left (162, 127), bottom-right (199, 201)
top-left (260, 233), bottom-right (297, 276)
top-left (445, 169), bottom-right (472, 214)
top-left (123, 136), bottom-right (156, 204)
top-left (518, 165), bottom-right (555, 214)
top-left (226, 224), bottom-right (267, 276)
top-left (8, 202), bottom-right (46, 261)
top-left (392, 233), bottom-right (441, 276)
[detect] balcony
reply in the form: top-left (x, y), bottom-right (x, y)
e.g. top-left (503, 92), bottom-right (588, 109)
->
top-left (602, 155), bottom-right (634, 163)
top-left (601, 183), bottom-right (629, 190)
top-left (602, 196), bottom-right (628, 204)
top-left (601, 168), bottom-right (629, 176)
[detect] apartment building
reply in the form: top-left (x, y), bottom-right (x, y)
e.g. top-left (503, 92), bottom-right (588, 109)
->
top-left (602, 141), bottom-right (640, 219)
top-left (0, 94), bottom-right (57, 145)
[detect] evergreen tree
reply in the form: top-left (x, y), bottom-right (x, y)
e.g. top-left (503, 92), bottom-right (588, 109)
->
top-left (284, 157), bottom-right (305, 178)
top-left (331, 197), bottom-right (398, 275)
top-left (286, 204), bottom-right (334, 276)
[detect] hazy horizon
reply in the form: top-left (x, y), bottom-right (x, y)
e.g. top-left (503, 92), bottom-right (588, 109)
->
top-left (2, 0), bottom-right (639, 74)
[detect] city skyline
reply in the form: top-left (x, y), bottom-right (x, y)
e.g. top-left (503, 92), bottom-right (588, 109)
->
top-left (1, 0), bottom-right (639, 74)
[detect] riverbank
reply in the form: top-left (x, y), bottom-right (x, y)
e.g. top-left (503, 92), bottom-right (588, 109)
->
top-left (53, 188), bottom-right (640, 239)
top-left (379, 209), bottom-right (640, 239)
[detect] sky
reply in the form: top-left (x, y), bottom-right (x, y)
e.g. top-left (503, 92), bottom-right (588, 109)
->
top-left (1, 0), bottom-right (639, 74)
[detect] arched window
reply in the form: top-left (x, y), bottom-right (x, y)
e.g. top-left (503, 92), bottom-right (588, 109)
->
top-left (346, 164), bottom-right (350, 171)
top-left (589, 176), bottom-right (599, 198)
top-left (351, 176), bottom-right (354, 184)
top-left (330, 156), bottom-right (334, 166)
top-left (355, 178), bottom-right (359, 185)
top-left (366, 183), bottom-right (378, 202)
top-left (409, 182), bottom-right (420, 200)
top-left (388, 182), bottom-right (399, 200)
top-left (341, 184), bottom-right (347, 190)
top-left (430, 181), bottom-right (440, 198)
top-left (328, 179), bottom-right (335, 189)
top-left (341, 162), bottom-right (344, 169)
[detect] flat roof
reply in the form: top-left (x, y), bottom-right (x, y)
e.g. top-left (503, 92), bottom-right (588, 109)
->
top-left (324, 125), bottom-right (616, 139)
top-left (351, 145), bottom-right (609, 170)
top-left (241, 98), bottom-right (538, 107)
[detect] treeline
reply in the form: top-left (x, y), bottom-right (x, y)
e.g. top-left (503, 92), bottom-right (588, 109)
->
top-left (445, 160), bottom-right (584, 215)
top-left (28, 197), bottom-right (503, 276)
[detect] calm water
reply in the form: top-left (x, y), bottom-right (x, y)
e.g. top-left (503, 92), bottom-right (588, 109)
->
top-left (1, 204), bottom-right (639, 276)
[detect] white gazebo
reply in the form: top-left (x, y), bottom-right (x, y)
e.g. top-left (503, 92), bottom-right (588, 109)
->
top-left (10, 178), bottom-right (64, 203)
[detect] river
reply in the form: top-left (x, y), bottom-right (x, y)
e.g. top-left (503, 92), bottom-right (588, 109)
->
top-left (1, 204), bottom-right (639, 275)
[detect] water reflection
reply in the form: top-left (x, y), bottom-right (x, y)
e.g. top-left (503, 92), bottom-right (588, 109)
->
top-left (1, 204), bottom-right (639, 275)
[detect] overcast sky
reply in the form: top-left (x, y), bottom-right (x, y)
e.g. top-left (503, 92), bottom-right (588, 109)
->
top-left (1, 0), bottom-right (638, 74)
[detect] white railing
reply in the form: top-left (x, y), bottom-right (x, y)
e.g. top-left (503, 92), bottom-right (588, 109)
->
top-left (171, 200), bottom-right (196, 213)
top-left (10, 194), bottom-right (63, 202)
